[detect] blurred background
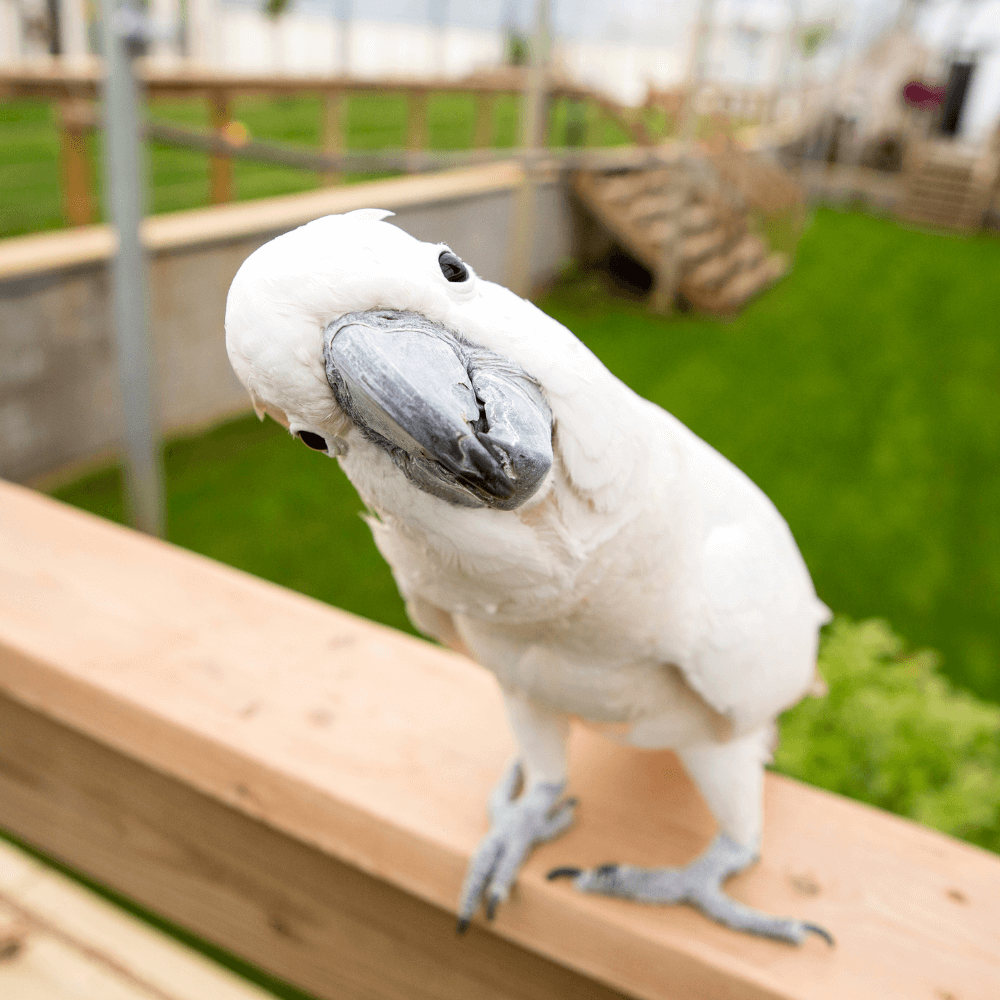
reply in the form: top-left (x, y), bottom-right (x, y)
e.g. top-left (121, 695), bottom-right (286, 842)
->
top-left (1, 0), bottom-right (999, 995)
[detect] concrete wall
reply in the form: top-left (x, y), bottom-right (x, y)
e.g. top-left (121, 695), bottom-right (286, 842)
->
top-left (0, 170), bottom-right (578, 485)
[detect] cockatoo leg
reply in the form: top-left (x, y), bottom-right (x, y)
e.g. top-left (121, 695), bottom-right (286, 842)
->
top-left (548, 730), bottom-right (833, 946)
top-left (457, 692), bottom-right (576, 932)
top-left (456, 758), bottom-right (576, 931)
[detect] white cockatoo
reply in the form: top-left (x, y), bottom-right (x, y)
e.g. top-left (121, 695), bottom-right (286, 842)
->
top-left (225, 209), bottom-right (833, 945)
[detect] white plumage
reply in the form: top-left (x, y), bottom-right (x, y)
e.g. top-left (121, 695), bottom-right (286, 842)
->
top-left (225, 210), bottom-right (833, 943)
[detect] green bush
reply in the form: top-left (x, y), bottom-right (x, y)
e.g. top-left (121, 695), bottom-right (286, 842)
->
top-left (774, 618), bottom-right (1000, 853)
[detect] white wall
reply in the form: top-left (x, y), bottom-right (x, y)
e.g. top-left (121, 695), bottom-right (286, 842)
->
top-left (0, 0), bottom-right (22, 63)
top-left (214, 12), bottom-right (504, 79)
top-left (555, 40), bottom-right (687, 104)
top-left (918, 0), bottom-right (1000, 143)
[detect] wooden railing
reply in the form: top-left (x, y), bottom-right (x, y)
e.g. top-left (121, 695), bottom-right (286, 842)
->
top-left (1, 479), bottom-right (999, 1000)
top-left (0, 62), bottom-right (655, 229)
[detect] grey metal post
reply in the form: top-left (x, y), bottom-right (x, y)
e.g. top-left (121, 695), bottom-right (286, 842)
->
top-left (99, 0), bottom-right (165, 537)
top-left (681, 0), bottom-right (715, 141)
top-left (505, 0), bottom-right (549, 298)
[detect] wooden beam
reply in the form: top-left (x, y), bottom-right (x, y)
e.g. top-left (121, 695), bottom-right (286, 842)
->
top-left (56, 96), bottom-right (95, 226)
top-left (0, 481), bottom-right (998, 1000)
top-left (406, 90), bottom-right (429, 173)
top-left (0, 838), bottom-right (275, 1000)
top-left (208, 88), bottom-right (233, 205)
top-left (650, 228), bottom-right (681, 314)
top-left (473, 92), bottom-right (496, 149)
top-left (320, 89), bottom-right (347, 186)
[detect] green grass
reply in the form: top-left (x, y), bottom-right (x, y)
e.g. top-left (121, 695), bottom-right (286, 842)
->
top-left (52, 208), bottom-right (1000, 707)
top-left (0, 92), bottom-right (621, 238)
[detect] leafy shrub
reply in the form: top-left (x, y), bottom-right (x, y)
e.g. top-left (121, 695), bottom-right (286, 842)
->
top-left (774, 618), bottom-right (1000, 853)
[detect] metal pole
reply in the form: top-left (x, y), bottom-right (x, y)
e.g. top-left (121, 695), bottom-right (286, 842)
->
top-left (99, 0), bottom-right (165, 537)
top-left (768, 0), bottom-right (802, 125)
top-left (681, 0), bottom-right (714, 141)
top-left (505, 0), bottom-right (549, 298)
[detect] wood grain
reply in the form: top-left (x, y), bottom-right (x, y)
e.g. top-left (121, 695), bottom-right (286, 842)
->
top-left (0, 480), bottom-right (998, 1000)
top-left (0, 692), bottom-right (628, 1000)
top-left (57, 96), bottom-right (95, 227)
top-left (0, 838), bottom-right (275, 1000)
top-left (320, 90), bottom-right (346, 187)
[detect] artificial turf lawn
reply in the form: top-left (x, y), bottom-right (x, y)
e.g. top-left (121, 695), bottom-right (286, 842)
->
top-left (0, 93), bottom-right (636, 238)
top-left (51, 208), bottom-right (1000, 706)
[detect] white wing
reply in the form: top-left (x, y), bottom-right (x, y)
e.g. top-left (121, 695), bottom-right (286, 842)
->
top-left (667, 422), bottom-right (830, 734)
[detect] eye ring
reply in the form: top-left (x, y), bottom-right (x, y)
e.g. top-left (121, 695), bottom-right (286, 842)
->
top-left (438, 250), bottom-right (469, 283)
top-left (297, 430), bottom-right (328, 452)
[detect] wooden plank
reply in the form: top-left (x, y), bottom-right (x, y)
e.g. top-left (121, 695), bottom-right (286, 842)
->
top-left (649, 232), bottom-right (680, 314)
top-left (320, 90), bottom-right (347, 186)
top-left (57, 96), bottom-right (95, 227)
top-left (406, 91), bottom-right (429, 173)
top-left (0, 839), bottom-right (274, 1000)
top-left (208, 89), bottom-right (233, 205)
top-left (473, 92), bottom-right (496, 150)
top-left (0, 481), bottom-right (999, 1000)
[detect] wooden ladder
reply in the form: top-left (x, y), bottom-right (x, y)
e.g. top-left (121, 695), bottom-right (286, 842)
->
top-left (573, 160), bottom-right (788, 315)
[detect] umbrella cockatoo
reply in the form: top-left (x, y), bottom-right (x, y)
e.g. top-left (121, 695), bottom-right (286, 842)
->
top-left (225, 209), bottom-right (833, 945)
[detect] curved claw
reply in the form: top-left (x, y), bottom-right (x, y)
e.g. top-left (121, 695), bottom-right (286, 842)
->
top-left (804, 922), bottom-right (836, 947)
top-left (547, 867), bottom-right (582, 881)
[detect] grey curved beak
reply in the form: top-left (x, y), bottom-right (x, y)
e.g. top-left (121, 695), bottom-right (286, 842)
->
top-left (323, 310), bottom-right (552, 511)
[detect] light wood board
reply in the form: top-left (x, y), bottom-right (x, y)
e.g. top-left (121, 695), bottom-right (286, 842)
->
top-left (0, 480), bottom-right (998, 1000)
top-left (0, 837), bottom-right (275, 1000)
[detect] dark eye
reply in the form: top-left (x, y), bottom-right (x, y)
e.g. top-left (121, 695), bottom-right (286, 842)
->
top-left (438, 250), bottom-right (469, 283)
top-left (297, 430), bottom-right (328, 451)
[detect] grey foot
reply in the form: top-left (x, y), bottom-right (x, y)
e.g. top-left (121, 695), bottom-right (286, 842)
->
top-left (456, 759), bottom-right (576, 932)
top-left (548, 833), bottom-right (833, 947)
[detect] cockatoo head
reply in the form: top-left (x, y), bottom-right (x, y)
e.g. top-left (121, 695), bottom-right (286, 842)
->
top-left (225, 210), bottom-right (555, 511)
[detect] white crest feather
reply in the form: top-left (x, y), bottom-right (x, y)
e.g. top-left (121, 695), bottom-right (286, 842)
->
top-left (343, 208), bottom-right (395, 222)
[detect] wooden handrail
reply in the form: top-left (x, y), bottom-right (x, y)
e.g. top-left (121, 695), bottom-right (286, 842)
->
top-left (94, 113), bottom-right (668, 176)
top-left (0, 480), bottom-right (998, 1000)
top-left (1, 61), bottom-right (654, 230)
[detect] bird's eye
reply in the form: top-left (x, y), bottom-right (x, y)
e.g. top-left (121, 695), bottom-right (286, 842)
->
top-left (438, 250), bottom-right (469, 283)
top-left (297, 430), bottom-right (328, 451)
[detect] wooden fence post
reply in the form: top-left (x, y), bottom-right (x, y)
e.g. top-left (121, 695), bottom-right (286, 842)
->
top-left (473, 91), bottom-right (495, 149)
top-left (57, 96), bottom-right (95, 226)
top-left (208, 88), bottom-right (233, 204)
top-left (650, 228), bottom-right (681, 314)
top-left (406, 90), bottom-right (429, 172)
top-left (321, 89), bottom-right (346, 185)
